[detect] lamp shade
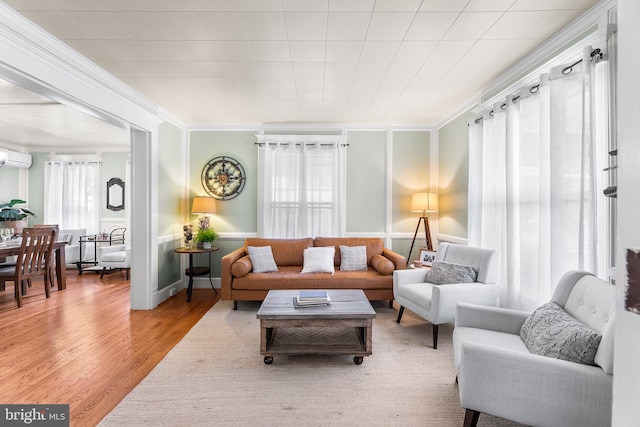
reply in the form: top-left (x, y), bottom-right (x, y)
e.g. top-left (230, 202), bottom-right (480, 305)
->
top-left (192, 196), bottom-right (217, 214)
top-left (411, 192), bottom-right (438, 213)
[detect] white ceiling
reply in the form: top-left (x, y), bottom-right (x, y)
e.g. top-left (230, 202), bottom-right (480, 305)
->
top-left (0, 0), bottom-right (599, 148)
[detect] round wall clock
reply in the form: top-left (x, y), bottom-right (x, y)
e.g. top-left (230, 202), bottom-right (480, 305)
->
top-left (201, 156), bottom-right (246, 200)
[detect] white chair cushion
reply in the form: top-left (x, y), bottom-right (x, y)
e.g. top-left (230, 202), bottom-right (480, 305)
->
top-left (102, 251), bottom-right (127, 263)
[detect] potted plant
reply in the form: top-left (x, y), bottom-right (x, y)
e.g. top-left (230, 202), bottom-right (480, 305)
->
top-left (194, 227), bottom-right (219, 249)
top-left (0, 199), bottom-right (35, 236)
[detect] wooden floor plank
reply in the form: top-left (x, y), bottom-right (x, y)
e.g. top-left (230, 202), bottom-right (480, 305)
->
top-left (0, 269), bottom-right (217, 426)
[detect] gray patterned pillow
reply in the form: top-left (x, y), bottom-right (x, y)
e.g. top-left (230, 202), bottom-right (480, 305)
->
top-left (424, 260), bottom-right (478, 285)
top-left (520, 302), bottom-right (602, 365)
top-left (247, 246), bottom-right (278, 273)
top-left (340, 245), bottom-right (368, 271)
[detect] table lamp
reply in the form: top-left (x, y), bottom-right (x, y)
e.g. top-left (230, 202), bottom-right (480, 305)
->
top-left (407, 192), bottom-right (438, 266)
top-left (192, 196), bottom-right (216, 230)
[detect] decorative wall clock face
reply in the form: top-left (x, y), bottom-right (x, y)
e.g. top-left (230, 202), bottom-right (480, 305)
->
top-left (201, 156), bottom-right (246, 200)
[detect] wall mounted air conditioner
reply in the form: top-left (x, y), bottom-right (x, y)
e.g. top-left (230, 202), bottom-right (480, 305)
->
top-left (0, 148), bottom-right (32, 169)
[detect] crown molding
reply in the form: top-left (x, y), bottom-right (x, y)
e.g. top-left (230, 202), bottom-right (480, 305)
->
top-left (0, 2), bottom-right (161, 129)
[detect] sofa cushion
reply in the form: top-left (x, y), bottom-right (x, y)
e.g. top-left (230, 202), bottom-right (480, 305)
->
top-left (231, 255), bottom-right (252, 278)
top-left (425, 260), bottom-right (478, 285)
top-left (339, 245), bottom-right (367, 271)
top-left (370, 254), bottom-right (394, 275)
top-left (520, 301), bottom-right (602, 365)
top-left (301, 246), bottom-right (335, 274)
top-left (247, 246), bottom-right (278, 273)
top-left (245, 238), bottom-right (313, 266)
top-left (314, 237), bottom-right (383, 266)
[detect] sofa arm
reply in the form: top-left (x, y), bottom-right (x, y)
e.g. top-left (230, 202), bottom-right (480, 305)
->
top-left (458, 341), bottom-right (612, 427)
top-left (455, 302), bottom-right (529, 334)
top-left (221, 247), bottom-right (248, 300)
top-left (382, 247), bottom-right (406, 270)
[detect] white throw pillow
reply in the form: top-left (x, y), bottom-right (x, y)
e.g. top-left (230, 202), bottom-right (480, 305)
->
top-left (301, 246), bottom-right (335, 274)
top-left (339, 245), bottom-right (368, 271)
top-left (247, 246), bottom-right (278, 273)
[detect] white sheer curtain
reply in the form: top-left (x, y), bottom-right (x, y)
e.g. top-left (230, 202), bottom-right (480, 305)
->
top-left (44, 159), bottom-right (101, 233)
top-left (257, 135), bottom-right (347, 238)
top-left (469, 46), bottom-right (608, 311)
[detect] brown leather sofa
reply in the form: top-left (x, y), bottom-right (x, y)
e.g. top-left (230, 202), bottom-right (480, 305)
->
top-left (221, 237), bottom-right (406, 309)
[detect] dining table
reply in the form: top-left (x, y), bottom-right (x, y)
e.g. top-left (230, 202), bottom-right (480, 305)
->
top-left (0, 240), bottom-right (68, 290)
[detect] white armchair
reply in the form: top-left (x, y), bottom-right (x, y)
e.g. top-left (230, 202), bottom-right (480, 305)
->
top-left (453, 271), bottom-right (615, 427)
top-left (97, 244), bottom-right (131, 280)
top-left (393, 243), bottom-right (500, 349)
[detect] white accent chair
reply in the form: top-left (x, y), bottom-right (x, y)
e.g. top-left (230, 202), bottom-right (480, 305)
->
top-left (393, 243), bottom-right (500, 349)
top-left (453, 270), bottom-right (615, 427)
top-left (97, 244), bottom-right (130, 280)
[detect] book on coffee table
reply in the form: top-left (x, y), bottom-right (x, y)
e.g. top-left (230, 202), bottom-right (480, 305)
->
top-left (294, 290), bottom-right (331, 308)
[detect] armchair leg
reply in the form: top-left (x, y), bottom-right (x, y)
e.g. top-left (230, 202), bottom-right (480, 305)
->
top-left (233, 300), bottom-right (238, 310)
top-left (100, 267), bottom-right (107, 279)
top-left (432, 324), bottom-right (439, 349)
top-left (396, 306), bottom-right (405, 323)
top-left (463, 409), bottom-right (480, 427)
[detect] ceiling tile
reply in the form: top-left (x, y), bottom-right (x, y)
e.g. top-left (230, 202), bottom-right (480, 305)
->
top-left (234, 0), bottom-right (282, 12)
top-left (187, 0), bottom-right (237, 11)
top-left (427, 40), bottom-right (475, 64)
top-left (139, 0), bottom-right (192, 11)
top-left (374, 0), bottom-right (422, 12)
top-left (236, 78), bottom-right (270, 91)
top-left (170, 41), bottom-right (220, 61)
top-left (366, 12), bottom-right (414, 40)
top-left (107, 12), bottom-right (171, 40)
top-left (360, 41), bottom-right (400, 62)
top-left (260, 62), bottom-right (295, 79)
top-left (419, 0), bottom-right (469, 12)
top-left (226, 62), bottom-right (264, 79)
top-left (192, 61), bottom-right (233, 78)
top-left (241, 12), bottom-right (288, 40)
top-left (482, 11), bottom-right (547, 39)
top-left (326, 41), bottom-right (363, 62)
top-left (251, 41), bottom-right (291, 62)
top-left (282, 0), bottom-right (328, 12)
top-left (521, 10), bottom-right (584, 39)
top-left (296, 79), bottom-right (324, 92)
top-left (128, 61), bottom-right (202, 78)
top-left (510, 0), bottom-right (598, 10)
top-left (2, 0), bottom-right (57, 10)
top-left (62, 11), bottom-right (132, 39)
top-left (405, 12), bottom-right (459, 40)
top-left (328, 0), bottom-right (375, 12)
top-left (151, 12), bottom-right (209, 40)
top-left (93, 0), bottom-right (149, 12)
top-left (212, 41), bottom-right (257, 61)
top-left (443, 12), bottom-right (503, 40)
top-left (285, 12), bottom-right (327, 40)
top-left (293, 62), bottom-right (325, 79)
top-left (327, 12), bottom-right (371, 40)
top-left (324, 62), bottom-right (357, 79)
top-left (289, 41), bottom-right (326, 62)
top-left (267, 79), bottom-right (297, 92)
top-left (394, 40), bottom-right (438, 62)
top-left (19, 11), bottom-right (91, 39)
top-left (48, 0), bottom-right (100, 11)
top-left (100, 40), bottom-right (156, 61)
top-left (464, 0), bottom-right (518, 12)
top-left (197, 12), bottom-right (246, 40)
top-left (64, 39), bottom-right (118, 60)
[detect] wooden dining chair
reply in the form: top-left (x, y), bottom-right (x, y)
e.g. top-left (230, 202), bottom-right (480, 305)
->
top-left (0, 226), bottom-right (58, 307)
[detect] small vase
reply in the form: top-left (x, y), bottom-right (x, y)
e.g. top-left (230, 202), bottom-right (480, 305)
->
top-left (203, 242), bottom-right (212, 249)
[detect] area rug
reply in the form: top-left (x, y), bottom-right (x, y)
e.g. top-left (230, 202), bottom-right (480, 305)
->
top-left (99, 301), bottom-right (520, 426)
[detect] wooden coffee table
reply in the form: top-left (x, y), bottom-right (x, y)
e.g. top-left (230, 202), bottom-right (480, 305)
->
top-left (256, 289), bottom-right (376, 365)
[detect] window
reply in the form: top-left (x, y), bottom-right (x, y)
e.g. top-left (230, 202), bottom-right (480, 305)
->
top-left (257, 135), bottom-right (347, 238)
top-left (44, 155), bottom-right (100, 232)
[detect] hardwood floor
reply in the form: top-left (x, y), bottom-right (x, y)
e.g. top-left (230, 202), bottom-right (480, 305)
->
top-left (0, 268), bottom-right (217, 426)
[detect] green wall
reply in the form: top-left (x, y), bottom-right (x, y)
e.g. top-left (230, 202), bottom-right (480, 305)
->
top-left (157, 121), bottom-right (184, 290)
top-left (438, 111), bottom-right (474, 241)
top-left (346, 130), bottom-right (387, 232)
top-left (0, 166), bottom-right (21, 210)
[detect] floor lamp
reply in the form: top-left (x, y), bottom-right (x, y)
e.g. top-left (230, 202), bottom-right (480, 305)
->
top-left (407, 192), bottom-right (438, 266)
